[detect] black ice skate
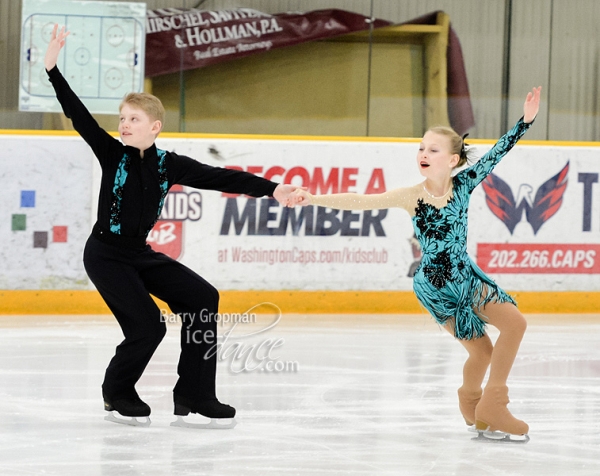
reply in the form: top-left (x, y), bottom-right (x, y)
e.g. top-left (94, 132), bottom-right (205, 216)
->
top-left (103, 394), bottom-right (151, 427)
top-left (170, 395), bottom-right (237, 429)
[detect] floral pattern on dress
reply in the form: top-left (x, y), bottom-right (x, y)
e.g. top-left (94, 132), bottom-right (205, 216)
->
top-left (410, 118), bottom-right (532, 339)
top-left (423, 250), bottom-right (453, 289)
top-left (145, 148), bottom-right (169, 235)
top-left (415, 199), bottom-right (451, 241)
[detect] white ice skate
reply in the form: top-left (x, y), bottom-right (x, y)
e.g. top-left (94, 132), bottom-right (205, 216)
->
top-left (472, 386), bottom-right (530, 443)
top-left (104, 411), bottom-right (151, 427)
top-left (169, 398), bottom-right (237, 430)
top-left (472, 427), bottom-right (530, 444)
top-left (170, 414), bottom-right (237, 430)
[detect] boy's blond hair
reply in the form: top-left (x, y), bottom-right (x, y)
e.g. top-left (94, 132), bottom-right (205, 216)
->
top-left (119, 92), bottom-right (165, 126)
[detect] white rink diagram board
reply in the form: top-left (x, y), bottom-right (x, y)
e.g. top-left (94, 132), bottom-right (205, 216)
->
top-left (19, 0), bottom-right (146, 114)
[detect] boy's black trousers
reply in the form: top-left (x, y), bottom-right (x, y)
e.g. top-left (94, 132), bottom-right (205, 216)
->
top-left (84, 232), bottom-right (219, 403)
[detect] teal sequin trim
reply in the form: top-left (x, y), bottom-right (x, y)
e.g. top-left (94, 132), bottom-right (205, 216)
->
top-left (109, 149), bottom-right (168, 236)
top-left (145, 148), bottom-right (169, 234)
top-left (109, 153), bottom-right (131, 234)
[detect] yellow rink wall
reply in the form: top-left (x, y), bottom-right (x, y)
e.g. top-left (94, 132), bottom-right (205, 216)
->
top-left (1, 290), bottom-right (599, 315)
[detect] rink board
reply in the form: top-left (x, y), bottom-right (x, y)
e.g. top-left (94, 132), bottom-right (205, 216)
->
top-left (1, 130), bottom-right (600, 312)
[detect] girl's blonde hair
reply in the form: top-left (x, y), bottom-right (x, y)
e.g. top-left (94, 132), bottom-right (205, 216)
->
top-left (427, 126), bottom-right (471, 168)
top-left (119, 92), bottom-right (165, 125)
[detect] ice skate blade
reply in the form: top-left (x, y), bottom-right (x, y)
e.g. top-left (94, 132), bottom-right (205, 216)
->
top-left (473, 429), bottom-right (529, 444)
top-left (170, 415), bottom-right (237, 430)
top-left (104, 411), bottom-right (151, 427)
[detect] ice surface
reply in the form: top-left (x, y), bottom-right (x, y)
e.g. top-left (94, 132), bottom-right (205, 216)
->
top-left (0, 313), bottom-right (599, 475)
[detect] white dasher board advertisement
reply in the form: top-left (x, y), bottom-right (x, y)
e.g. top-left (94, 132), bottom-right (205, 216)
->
top-left (19, 0), bottom-right (146, 114)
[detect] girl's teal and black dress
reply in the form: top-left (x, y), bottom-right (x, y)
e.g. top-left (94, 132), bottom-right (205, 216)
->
top-left (412, 118), bottom-right (532, 340)
top-left (309, 118), bottom-right (533, 340)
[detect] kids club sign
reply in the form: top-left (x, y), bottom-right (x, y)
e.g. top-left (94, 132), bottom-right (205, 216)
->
top-left (147, 184), bottom-right (202, 259)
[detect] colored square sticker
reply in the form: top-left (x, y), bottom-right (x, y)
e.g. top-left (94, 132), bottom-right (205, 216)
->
top-left (21, 190), bottom-right (36, 208)
top-left (53, 226), bottom-right (68, 243)
top-left (33, 231), bottom-right (48, 248)
top-left (11, 214), bottom-right (26, 231)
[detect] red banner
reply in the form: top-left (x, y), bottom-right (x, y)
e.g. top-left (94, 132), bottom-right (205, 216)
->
top-left (145, 8), bottom-right (391, 77)
top-left (477, 243), bottom-right (600, 274)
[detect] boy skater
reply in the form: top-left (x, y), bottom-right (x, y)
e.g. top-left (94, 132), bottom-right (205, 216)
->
top-left (45, 25), bottom-right (297, 427)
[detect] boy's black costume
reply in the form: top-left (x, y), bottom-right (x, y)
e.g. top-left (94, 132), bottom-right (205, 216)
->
top-left (47, 66), bottom-right (279, 420)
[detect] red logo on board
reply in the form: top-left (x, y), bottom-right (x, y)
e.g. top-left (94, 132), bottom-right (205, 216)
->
top-left (147, 185), bottom-right (202, 260)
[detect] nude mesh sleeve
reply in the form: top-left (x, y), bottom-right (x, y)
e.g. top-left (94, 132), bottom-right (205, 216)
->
top-left (309, 189), bottom-right (410, 211)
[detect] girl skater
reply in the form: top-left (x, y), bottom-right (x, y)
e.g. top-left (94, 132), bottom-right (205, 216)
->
top-left (292, 87), bottom-right (541, 441)
top-left (44, 25), bottom-right (298, 427)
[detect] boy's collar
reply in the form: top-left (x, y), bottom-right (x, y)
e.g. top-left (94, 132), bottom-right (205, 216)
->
top-left (124, 143), bottom-right (157, 158)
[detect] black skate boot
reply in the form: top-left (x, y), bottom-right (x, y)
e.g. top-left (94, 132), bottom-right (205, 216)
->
top-left (103, 393), bottom-right (151, 427)
top-left (171, 395), bottom-right (236, 429)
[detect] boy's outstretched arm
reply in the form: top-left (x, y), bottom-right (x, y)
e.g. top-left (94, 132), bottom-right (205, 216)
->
top-left (44, 24), bottom-right (69, 71)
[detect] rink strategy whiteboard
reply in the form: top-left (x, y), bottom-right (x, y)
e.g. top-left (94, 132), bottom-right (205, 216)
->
top-left (19, 0), bottom-right (146, 114)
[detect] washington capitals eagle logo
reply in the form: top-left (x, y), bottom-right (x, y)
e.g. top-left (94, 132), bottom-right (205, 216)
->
top-left (481, 162), bottom-right (569, 235)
